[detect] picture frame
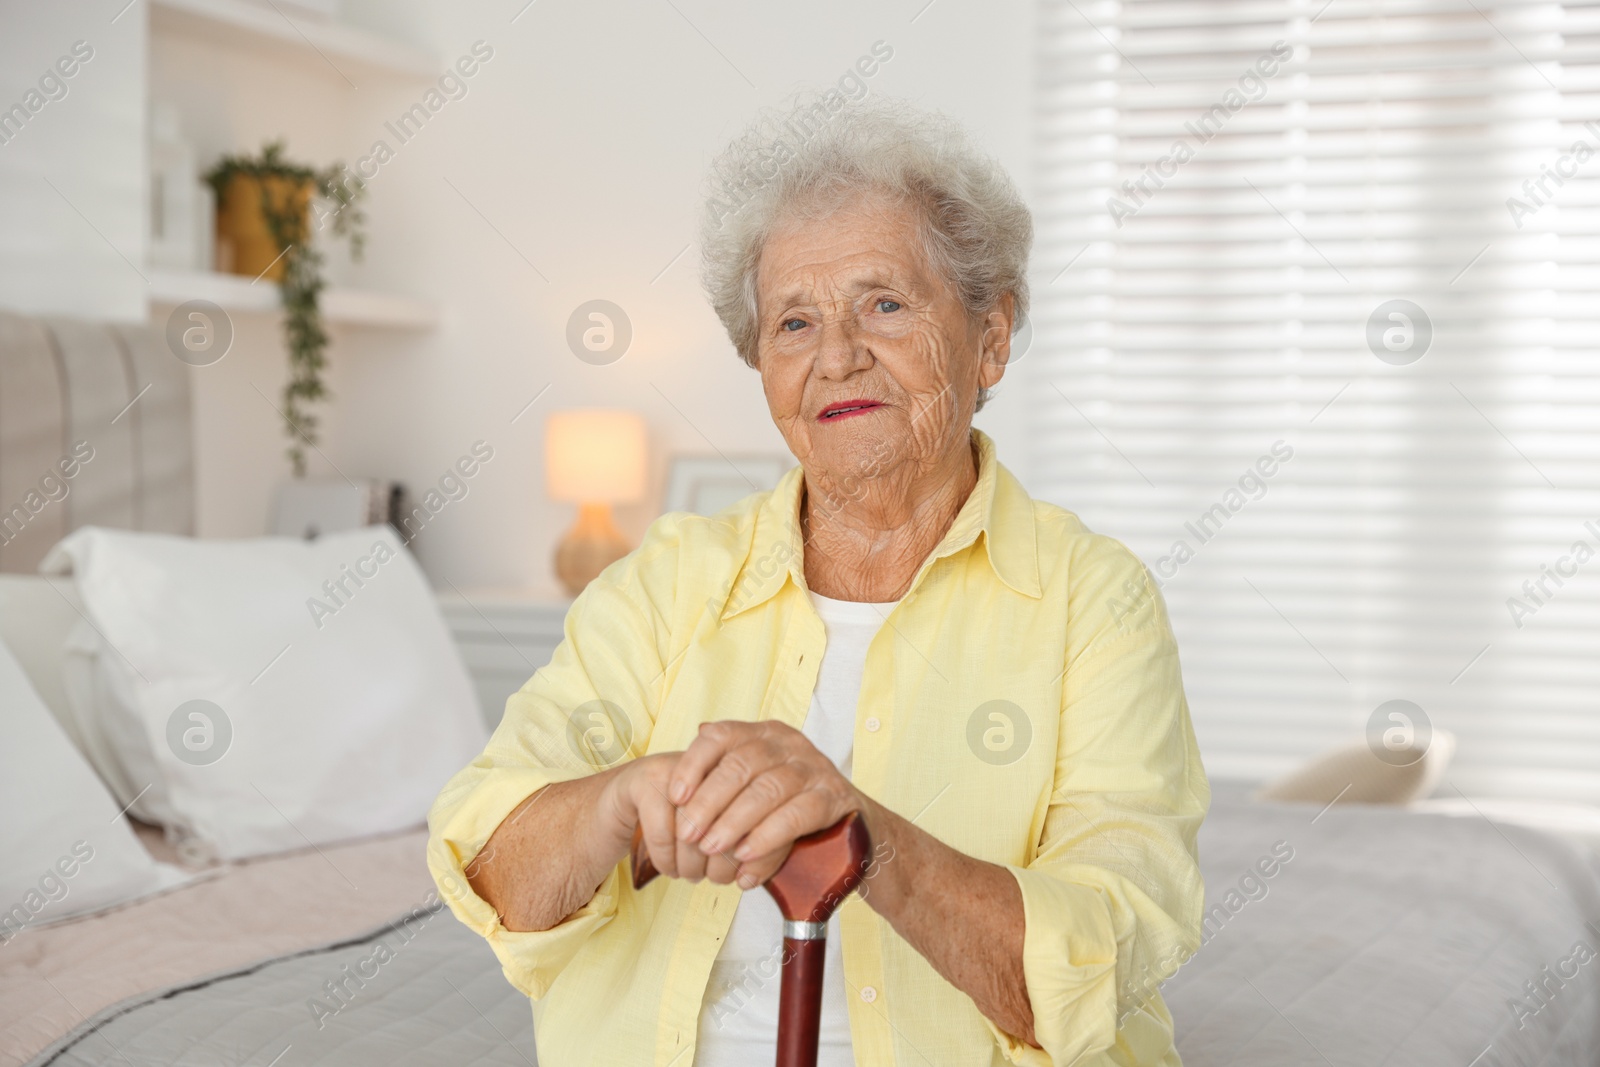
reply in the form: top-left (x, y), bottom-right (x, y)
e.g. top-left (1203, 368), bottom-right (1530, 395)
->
top-left (269, 478), bottom-right (402, 540)
top-left (663, 454), bottom-right (793, 517)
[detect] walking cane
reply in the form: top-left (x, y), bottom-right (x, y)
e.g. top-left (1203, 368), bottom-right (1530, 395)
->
top-left (631, 812), bottom-right (873, 1067)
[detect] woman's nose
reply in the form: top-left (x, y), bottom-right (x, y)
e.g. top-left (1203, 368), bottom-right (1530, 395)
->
top-left (814, 316), bottom-right (873, 380)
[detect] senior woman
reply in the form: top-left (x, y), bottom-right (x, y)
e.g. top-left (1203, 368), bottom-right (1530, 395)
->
top-left (428, 98), bottom-right (1208, 1067)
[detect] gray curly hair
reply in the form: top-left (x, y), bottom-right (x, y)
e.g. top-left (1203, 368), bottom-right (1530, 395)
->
top-left (698, 96), bottom-right (1033, 411)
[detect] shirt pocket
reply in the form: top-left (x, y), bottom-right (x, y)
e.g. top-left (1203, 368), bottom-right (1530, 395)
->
top-left (872, 603), bottom-right (1063, 866)
top-left (650, 602), bottom-right (814, 752)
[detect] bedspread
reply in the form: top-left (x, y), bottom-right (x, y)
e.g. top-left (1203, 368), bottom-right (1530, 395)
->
top-left (1162, 783), bottom-right (1600, 1066)
top-left (11, 790), bottom-right (1600, 1067)
top-left (1, 826), bottom-right (436, 1067)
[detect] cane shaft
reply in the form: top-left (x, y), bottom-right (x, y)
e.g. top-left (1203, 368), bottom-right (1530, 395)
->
top-left (776, 935), bottom-right (828, 1067)
top-left (628, 812), bottom-right (870, 1067)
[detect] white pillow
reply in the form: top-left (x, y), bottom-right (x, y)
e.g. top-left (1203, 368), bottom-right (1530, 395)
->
top-left (0, 574), bottom-right (86, 742)
top-left (1253, 731), bottom-right (1458, 806)
top-left (41, 525), bottom-right (487, 862)
top-left (0, 633), bottom-right (189, 940)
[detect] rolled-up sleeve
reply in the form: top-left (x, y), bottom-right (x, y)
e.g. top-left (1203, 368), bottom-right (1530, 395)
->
top-left (985, 548), bottom-right (1210, 1067)
top-left (426, 538), bottom-right (676, 999)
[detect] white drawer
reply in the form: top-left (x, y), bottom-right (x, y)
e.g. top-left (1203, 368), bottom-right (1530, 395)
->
top-left (438, 590), bottom-right (570, 729)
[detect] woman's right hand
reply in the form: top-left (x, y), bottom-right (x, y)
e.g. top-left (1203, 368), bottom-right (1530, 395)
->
top-left (467, 757), bottom-right (675, 932)
top-left (600, 752), bottom-right (741, 885)
top-left (471, 747), bottom-right (746, 933)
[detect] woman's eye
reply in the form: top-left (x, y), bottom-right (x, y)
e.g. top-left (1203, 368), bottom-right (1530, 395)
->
top-left (876, 299), bottom-right (902, 313)
top-left (781, 318), bottom-right (807, 332)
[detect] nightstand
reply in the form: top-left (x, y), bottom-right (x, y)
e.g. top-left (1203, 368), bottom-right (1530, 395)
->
top-left (436, 588), bottom-right (571, 729)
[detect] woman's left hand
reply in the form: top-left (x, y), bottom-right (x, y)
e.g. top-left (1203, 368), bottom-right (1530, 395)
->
top-left (665, 720), bottom-right (861, 889)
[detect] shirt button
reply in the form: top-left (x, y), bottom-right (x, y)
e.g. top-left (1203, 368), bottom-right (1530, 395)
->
top-left (860, 986), bottom-right (878, 1003)
top-left (864, 717), bottom-right (881, 733)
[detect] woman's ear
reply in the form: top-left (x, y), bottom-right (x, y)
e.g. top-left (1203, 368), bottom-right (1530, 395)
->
top-left (978, 294), bottom-right (1016, 390)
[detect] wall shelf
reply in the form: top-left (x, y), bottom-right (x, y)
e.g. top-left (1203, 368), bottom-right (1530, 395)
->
top-left (148, 268), bottom-right (439, 330)
top-left (150, 0), bottom-right (439, 80)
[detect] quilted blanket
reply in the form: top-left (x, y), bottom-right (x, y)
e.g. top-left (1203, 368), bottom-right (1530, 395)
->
top-left (25, 786), bottom-right (1600, 1066)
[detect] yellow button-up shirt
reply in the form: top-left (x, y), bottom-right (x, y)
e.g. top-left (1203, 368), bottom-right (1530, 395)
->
top-left (427, 429), bottom-right (1209, 1067)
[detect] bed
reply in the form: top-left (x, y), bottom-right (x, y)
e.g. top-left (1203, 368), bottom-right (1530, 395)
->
top-left (4, 782), bottom-right (1598, 1067)
top-left (1164, 783), bottom-right (1600, 1066)
top-left (3, 313), bottom-right (1599, 1066)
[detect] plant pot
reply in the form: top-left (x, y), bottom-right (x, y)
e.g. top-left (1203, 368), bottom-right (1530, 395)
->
top-left (214, 173), bottom-right (312, 281)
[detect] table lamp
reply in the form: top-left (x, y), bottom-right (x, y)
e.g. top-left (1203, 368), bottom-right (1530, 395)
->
top-left (546, 409), bottom-right (647, 596)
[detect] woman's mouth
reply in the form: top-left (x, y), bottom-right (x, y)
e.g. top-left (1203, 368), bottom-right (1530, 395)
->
top-left (816, 399), bottom-right (884, 422)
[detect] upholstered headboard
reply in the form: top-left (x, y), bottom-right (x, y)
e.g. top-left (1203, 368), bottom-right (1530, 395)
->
top-left (0, 311), bottom-right (194, 573)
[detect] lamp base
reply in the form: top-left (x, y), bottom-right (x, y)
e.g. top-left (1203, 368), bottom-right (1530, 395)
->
top-left (554, 503), bottom-right (632, 596)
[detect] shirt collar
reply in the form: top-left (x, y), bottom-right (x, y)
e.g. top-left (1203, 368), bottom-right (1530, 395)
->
top-left (718, 428), bottom-right (1042, 622)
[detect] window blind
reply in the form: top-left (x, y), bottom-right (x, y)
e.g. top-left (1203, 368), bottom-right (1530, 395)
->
top-left (1031, 0), bottom-right (1600, 800)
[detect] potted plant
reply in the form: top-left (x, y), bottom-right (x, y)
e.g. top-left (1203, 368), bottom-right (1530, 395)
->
top-left (205, 141), bottom-right (366, 477)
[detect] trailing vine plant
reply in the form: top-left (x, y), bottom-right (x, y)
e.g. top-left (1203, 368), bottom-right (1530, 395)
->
top-left (205, 141), bottom-right (367, 476)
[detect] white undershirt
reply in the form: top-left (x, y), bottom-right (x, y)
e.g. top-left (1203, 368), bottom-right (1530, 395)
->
top-left (693, 591), bottom-right (898, 1067)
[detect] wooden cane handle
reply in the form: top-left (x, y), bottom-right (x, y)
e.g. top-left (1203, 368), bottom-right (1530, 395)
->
top-left (631, 813), bottom-right (872, 1067)
top-left (628, 826), bottom-right (652, 891)
top-left (629, 811), bottom-right (872, 922)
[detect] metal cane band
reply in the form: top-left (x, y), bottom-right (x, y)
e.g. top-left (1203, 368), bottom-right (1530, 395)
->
top-left (783, 919), bottom-right (828, 941)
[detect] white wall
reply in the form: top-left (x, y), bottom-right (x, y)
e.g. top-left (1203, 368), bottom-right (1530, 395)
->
top-left (0, 0), bottom-right (145, 321)
top-left (7, 0), bottom-right (1038, 596)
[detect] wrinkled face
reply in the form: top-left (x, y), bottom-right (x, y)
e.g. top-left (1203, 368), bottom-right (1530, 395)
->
top-left (753, 193), bottom-right (1010, 490)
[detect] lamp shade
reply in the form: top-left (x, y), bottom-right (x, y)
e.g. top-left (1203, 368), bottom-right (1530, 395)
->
top-left (546, 409), bottom-right (647, 504)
